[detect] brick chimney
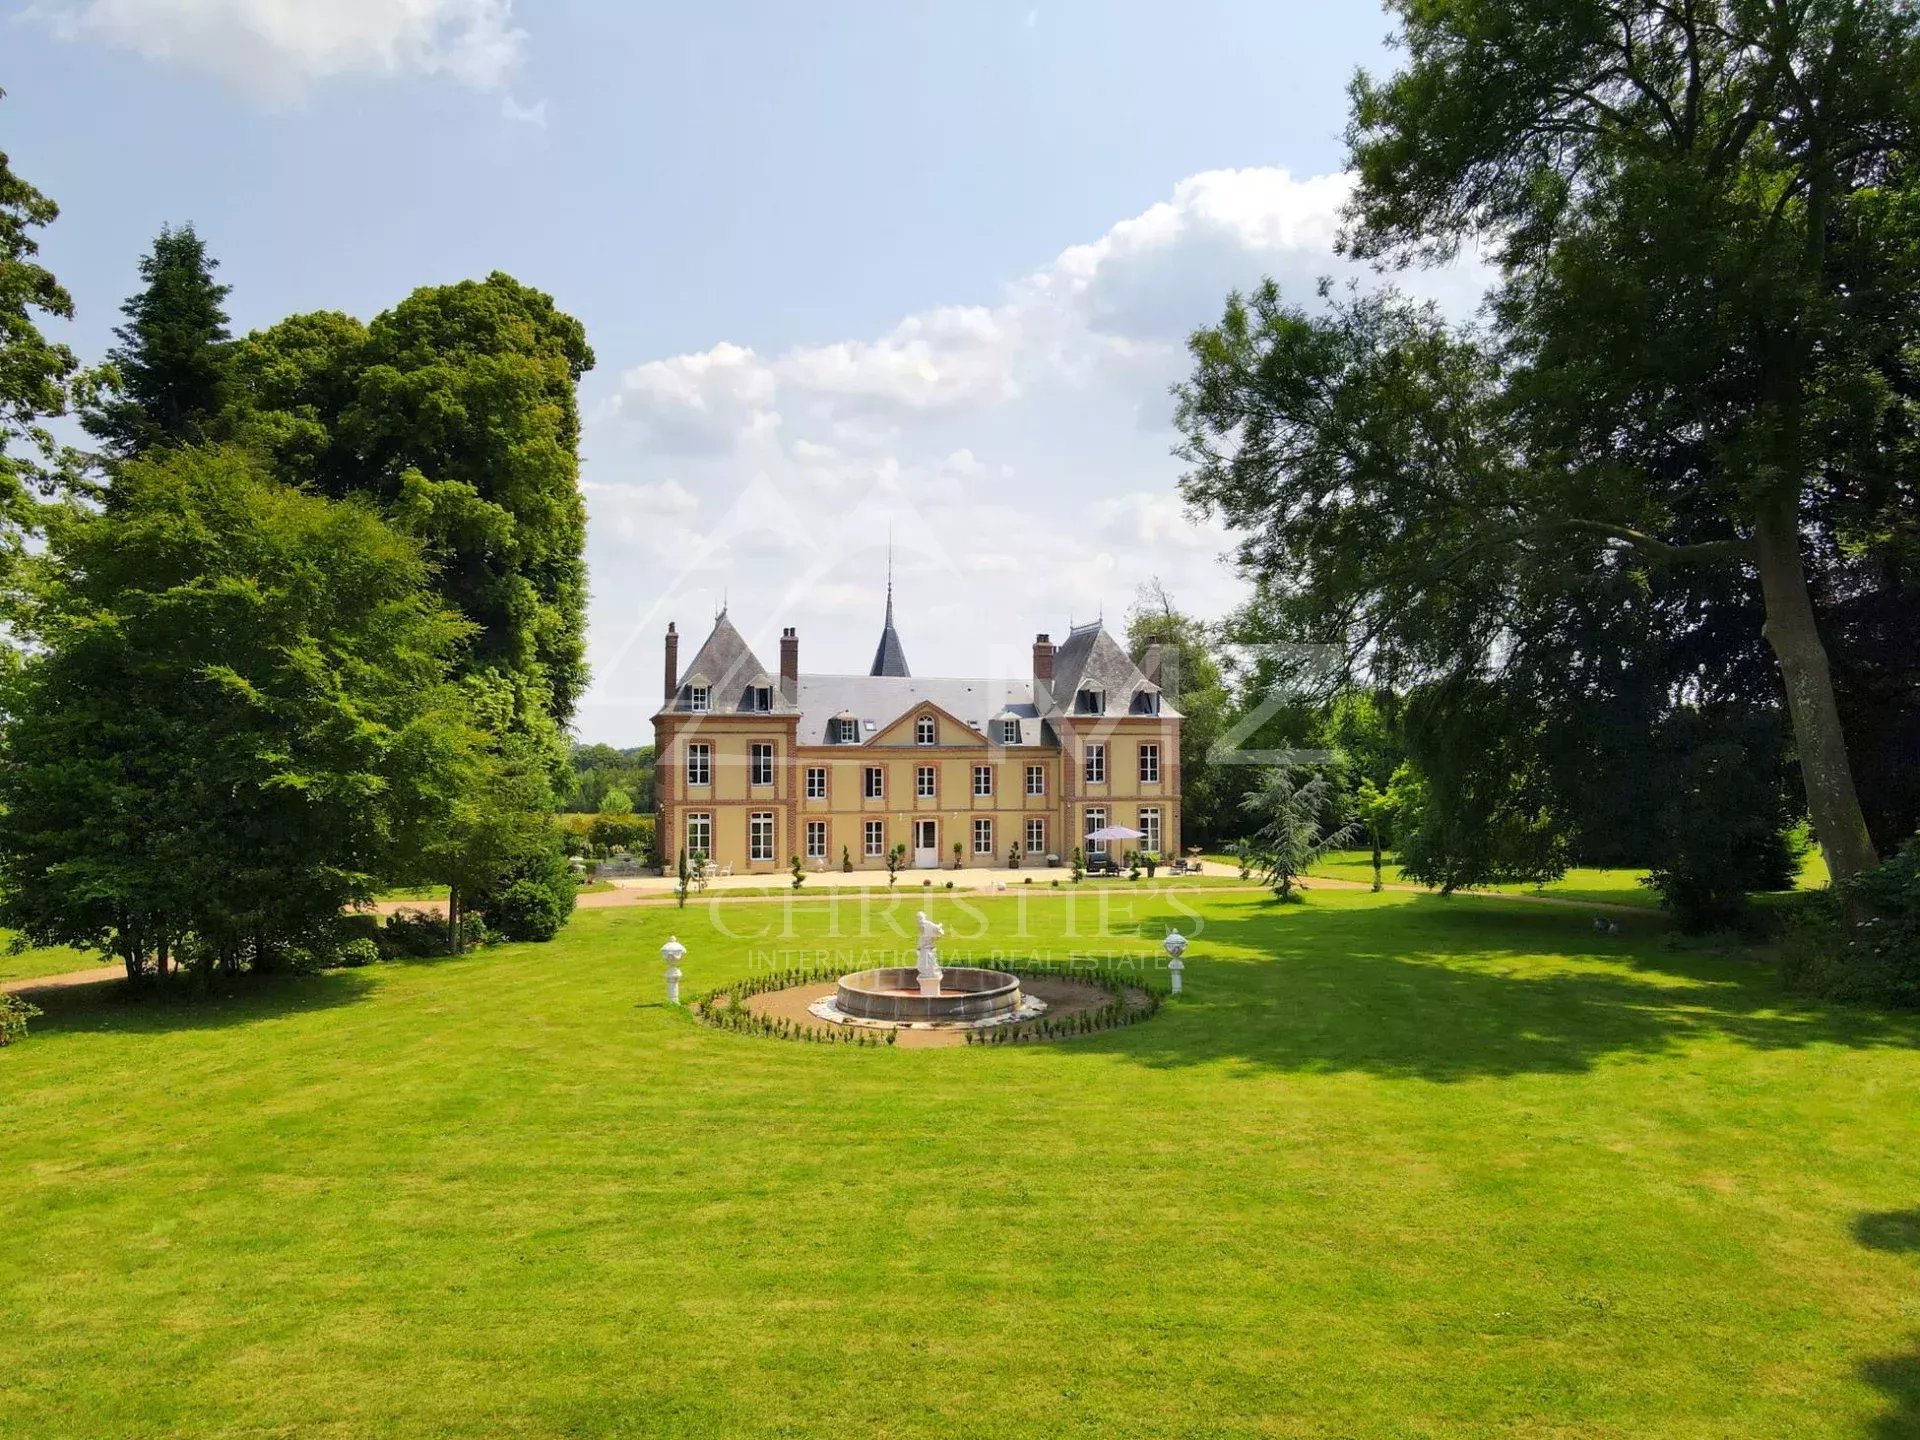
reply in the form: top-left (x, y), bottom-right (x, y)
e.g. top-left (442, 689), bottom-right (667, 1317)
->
top-left (1033, 633), bottom-right (1055, 684)
top-left (663, 622), bottom-right (679, 702)
top-left (780, 626), bottom-right (799, 699)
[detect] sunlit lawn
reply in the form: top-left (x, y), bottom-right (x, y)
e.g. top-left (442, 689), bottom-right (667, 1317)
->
top-left (4, 888), bottom-right (1917, 1437)
top-left (0, 931), bottom-right (99, 985)
top-left (1306, 847), bottom-right (1833, 910)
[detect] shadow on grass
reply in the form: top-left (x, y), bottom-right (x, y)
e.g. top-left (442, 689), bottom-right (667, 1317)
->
top-left (1855, 1211), bottom-right (1920, 1255)
top-left (1860, 1349), bottom-right (1920, 1439)
top-left (1065, 895), bottom-right (1918, 1081)
top-left (18, 967), bottom-right (377, 1036)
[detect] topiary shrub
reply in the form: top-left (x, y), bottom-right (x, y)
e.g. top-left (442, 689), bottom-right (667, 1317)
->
top-left (475, 841), bottom-right (577, 943)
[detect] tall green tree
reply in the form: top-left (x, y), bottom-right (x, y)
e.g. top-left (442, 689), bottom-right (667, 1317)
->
top-left (1334, 0), bottom-right (1920, 886)
top-left (0, 446), bottom-right (476, 978)
top-left (0, 90), bottom-right (79, 575)
top-left (1236, 766), bottom-right (1356, 901)
top-left (83, 224), bottom-right (232, 459)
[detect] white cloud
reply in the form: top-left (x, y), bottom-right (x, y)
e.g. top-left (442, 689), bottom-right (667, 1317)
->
top-left (577, 167), bottom-right (1491, 742)
top-left (26, 0), bottom-right (527, 98)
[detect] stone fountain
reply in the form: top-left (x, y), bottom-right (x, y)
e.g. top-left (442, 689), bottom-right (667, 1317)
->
top-left (811, 911), bottom-right (1045, 1030)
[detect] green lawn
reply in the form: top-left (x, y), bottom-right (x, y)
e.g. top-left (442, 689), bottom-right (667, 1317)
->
top-left (0, 930), bottom-right (100, 985)
top-left (1306, 848), bottom-right (1833, 910)
top-left (5, 889), bottom-right (1918, 1437)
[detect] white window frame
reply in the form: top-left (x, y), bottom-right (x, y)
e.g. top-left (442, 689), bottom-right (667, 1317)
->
top-left (685, 742), bottom-right (711, 787)
top-left (749, 812), bottom-right (775, 863)
top-left (915, 715), bottom-right (936, 746)
top-left (1025, 818), bottom-right (1046, 855)
top-left (1084, 807), bottom-right (1107, 854)
top-left (864, 766), bottom-right (885, 799)
top-left (1025, 764), bottom-right (1045, 797)
top-left (805, 820), bottom-right (827, 860)
top-left (973, 817), bottom-right (994, 855)
top-left (835, 717), bottom-right (858, 743)
top-left (685, 813), bottom-right (712, 858)
top-left (1139, 807), bottom-right (1161, 856)
top-left (864, 820), bottom-right (885, 858)
top-left (1139, 743), bottom-right (1159, 784)
top-left (973, 765), bottom-right (993, 797)
top-left (916, 765), bottom-right (936, 799)
top-left (999, 719), bottom-right (1020, 745)
top-left (752, 684), bottom-right (773, 712)
top-left (805, 766), bottom-right (827, 800)
top-left (688, 685), bottom-right (711, 713)
top-left (1084, 744), bottom-right (1106, 785)
top-left (749, 742), bottom-right (774, 787)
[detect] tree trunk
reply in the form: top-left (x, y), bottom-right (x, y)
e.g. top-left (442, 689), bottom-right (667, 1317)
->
top-left (448, 885), bottom-right (462, 955)
top-left (1370, 828), bottom-right (1384, 893)
top-left (1752, 495), bottom-right (1879, 885)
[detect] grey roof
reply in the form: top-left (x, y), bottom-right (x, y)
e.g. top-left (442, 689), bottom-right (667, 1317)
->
top-left (868, 585), bottom-right (910, 677)
top-left (1041, 622), bottom-right (1183, 719)
top-left (660, 613), bottom-right (800, 716)
top-left (794, 674), bottom-right (1054, 747)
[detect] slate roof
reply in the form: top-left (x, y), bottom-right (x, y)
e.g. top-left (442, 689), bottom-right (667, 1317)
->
top-left (661, 613), bottom-right (801, 715)
top-left (793, 675), bottom-right (1052, 747)
top-left (1041, 621), bottom-right (1183, 719)
top-left (868, 585), bottom-right (910, 677)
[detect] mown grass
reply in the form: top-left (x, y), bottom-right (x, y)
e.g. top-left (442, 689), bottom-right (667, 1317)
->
top-left (4, 888), bottom-right (1918, 1437)
top-left (1306, 847), bottom-right (1832, 910)
top-left (0, 930), bottom-right (100, 985)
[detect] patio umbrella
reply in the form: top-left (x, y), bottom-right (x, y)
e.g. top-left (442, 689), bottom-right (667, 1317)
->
top-left (1085, 825), bottom-right (1144, 843)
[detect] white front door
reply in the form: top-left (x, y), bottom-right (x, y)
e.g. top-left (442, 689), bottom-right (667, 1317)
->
top-left (914, 819), bottom-right (939, 868)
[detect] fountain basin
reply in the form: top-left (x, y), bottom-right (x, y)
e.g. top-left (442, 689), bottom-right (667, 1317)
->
top-left (834, 966), bottom-right (1023, 1024)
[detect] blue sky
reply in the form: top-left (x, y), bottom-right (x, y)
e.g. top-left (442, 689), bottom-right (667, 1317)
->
top-left (5, 1), bottom-right (1482, 743)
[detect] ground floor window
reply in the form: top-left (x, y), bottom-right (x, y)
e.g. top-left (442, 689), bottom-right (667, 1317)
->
top-left (1084, 808), bottom-right (1107, 854)
top-left (805, 820), bottom-right (827, 860)
top-left (1139, 807), bottom-right (1161, 856)
top-left (685, 813), bottom-right (711, 859)
top-left (749, 812), bottom-right (774, 862)
top-left (864, 820), bottom-right (885, 858)
top-left (1025, 818), bottom-right (1045, 855)
top-left (973, 817), bottom-right (994, 855)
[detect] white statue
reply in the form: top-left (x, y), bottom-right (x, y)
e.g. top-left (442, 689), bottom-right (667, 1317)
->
top-left (914, 910), bottom-right (945, 996)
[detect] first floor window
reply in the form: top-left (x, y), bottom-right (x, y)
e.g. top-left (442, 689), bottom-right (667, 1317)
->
top-left (973, 817), bottom-right (994, 855)
top-left (864, 766), bottom-right (885, 799)
top-left (1084, 744), bottom-right (1106, 785)
top-left (1025, 818), bottom-right (1046, 855)
top-left (749, 812), bottom-right (774, 862)
top-left (973, 765), bottom-right (993, 797)
top-left (685, 813), bottom-right (711, 858)
top-left (1138, 743), bottom-right (1160, 784)
top-left (806, 820), bottom-right (827, 860)
top-left (750, 742), bottom-right (774, 786)
top-left (917, 765), bottom-right (936, 798)
top-left (1025, 764), bottom-right (1045, 797)
top-left (686, 742), bottom-right (711, 787)
top-left (1084, 808), bottom-right (1107, 852)
top-left (1139, 807), bottom-right (1161, 856)
top-left (864, 820), bottom-right (885, 858)
top-left (805, 766), bottom-right (827, 799)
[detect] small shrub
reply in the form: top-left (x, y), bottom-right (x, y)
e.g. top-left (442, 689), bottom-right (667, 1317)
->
top-left (334, 937), bottom-right (381, 969)
top-left (478, 842), bottom-right (577, 943)
top-left (381, 910), bottom-right (453, 958)
top-left (1, 994), bottom-right (45, 1046)
top-left (1783, 834), bottom-right (1920, 1006)
top-left (945, 880), bottom-right (954, 890)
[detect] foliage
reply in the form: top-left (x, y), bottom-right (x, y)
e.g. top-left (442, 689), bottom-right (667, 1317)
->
top-left (1237, 767), bottom-right (1357, 900)
top-left (1352, 764), bottom-right (1417, 893)
top-left (841, 844), bottom-right (852, 874)
top-left (1008, 841), bottom-right (1020, 871)
top-left (1126, 580), bottom-right (1235, 844)
top-left (561, 743), bottom-right (654, 815)
top-left (332, 937), bottom-right (382, 969)
top-left (1783, 833), bottom-right (1920, 1007)
top-left (885, 844), bottom-right (906, 886)
top-left (600, 787), bottom-right (633, 816)
top-left (81, 224), bottom-right (232, 459)
top-left (676, 847), bottom-right (691, 909)
top-left (379, 910), bottom-right (458, 959)
top-left (0, 992), bottom-right (42, 1046)
top-left (790, 855), bottom-right (804, 891)
top-left (1070, 846), bottom-right (1083, 884)
top-left (470, 829), bottom-right (576, 944)
top-left (0, 445), bottom-right (476, 978)
top-left (0, 89), bottom-right (80, 577)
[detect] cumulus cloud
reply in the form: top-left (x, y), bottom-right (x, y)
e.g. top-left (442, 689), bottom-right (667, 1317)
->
top-left (26, 0), bottom-right (527, 98)
top-left (578, 167), bottom-right (1491, 741)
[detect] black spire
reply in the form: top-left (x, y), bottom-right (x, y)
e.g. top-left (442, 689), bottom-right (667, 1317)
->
top-left (869, 545), bottom-right (910, 677)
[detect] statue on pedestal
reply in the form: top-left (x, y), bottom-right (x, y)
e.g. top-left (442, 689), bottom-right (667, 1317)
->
top-left (914, 911), bottom-right (945, 996)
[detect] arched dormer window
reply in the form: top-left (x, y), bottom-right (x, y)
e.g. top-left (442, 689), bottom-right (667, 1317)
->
top-left (686, 674), bottom-right (712, 712)
top-left (915, 715), bottom-right (936, 746)
top-left (1131, 688), bottom-right (1161, 715)
top-left (1075, 686), bottom-right (1105, 715)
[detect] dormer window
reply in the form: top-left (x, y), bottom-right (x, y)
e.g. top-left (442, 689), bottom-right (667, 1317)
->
top-left (752, 685), bottom-right (773, 713)
top-left (915, 716), bottom-right (936, 745)
top-left (998, 719), bottom-right (1020, 745)
top-left (1132, 689), bottom-right (1161, 715)
top-left (834, 715), bottom-right (859, 744)
top-left (688, 685), bottom-right (711, 713)
top-left (1075, 687), bottom-right (1105, 715)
